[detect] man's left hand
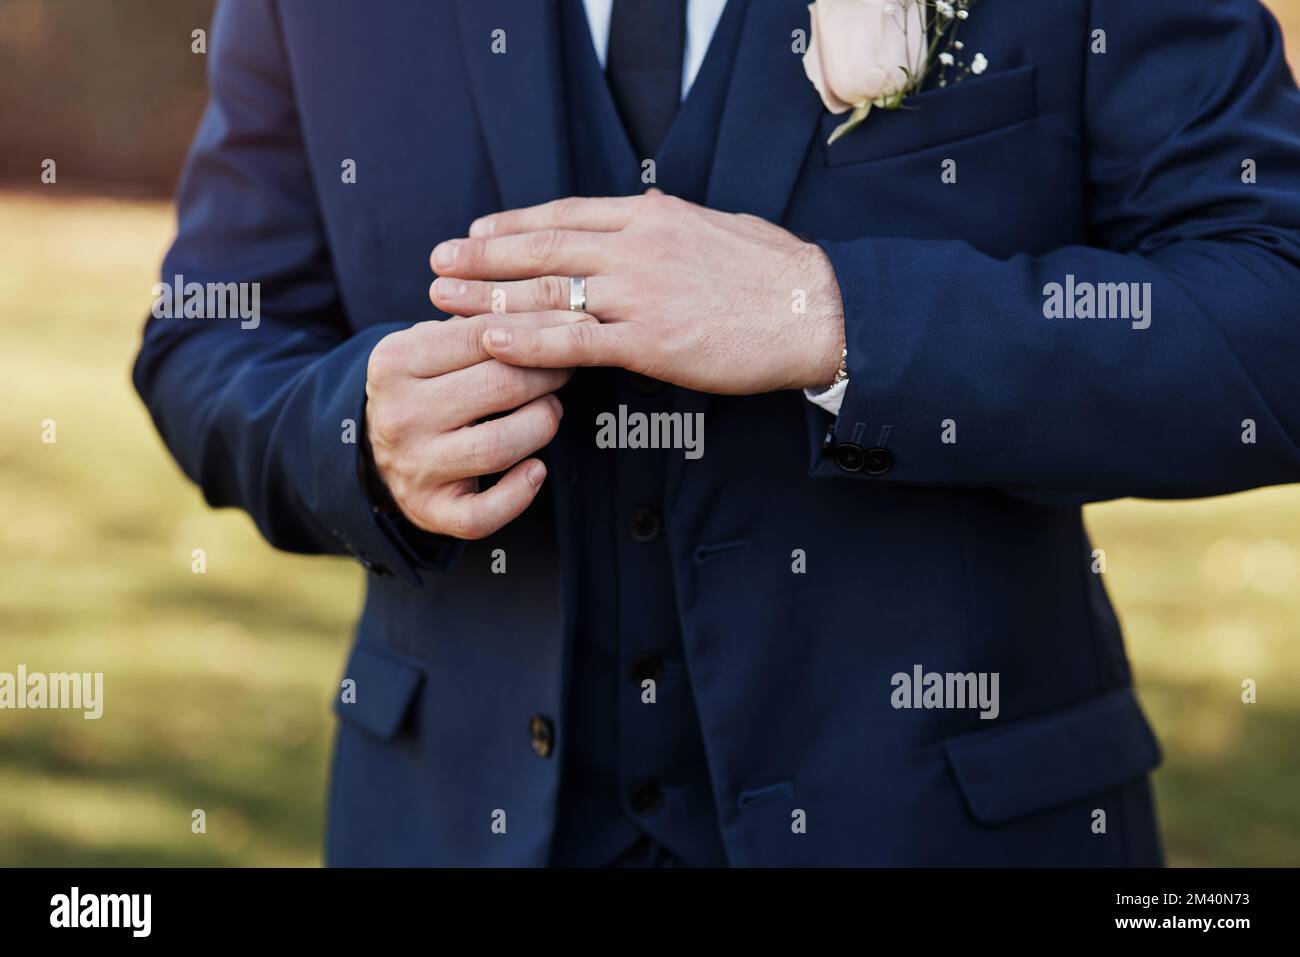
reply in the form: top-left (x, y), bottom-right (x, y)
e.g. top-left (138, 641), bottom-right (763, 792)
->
top-left (429, 192), bottom-right (845, 395)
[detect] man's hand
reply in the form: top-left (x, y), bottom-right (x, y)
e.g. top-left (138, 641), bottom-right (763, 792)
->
top-left (428, 193), bottom-right (846, 394)
top-left (364, 313), bottom-right (584, 540)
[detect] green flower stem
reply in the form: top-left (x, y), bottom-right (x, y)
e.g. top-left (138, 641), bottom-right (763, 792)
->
top-left (826, 102), bottom-right (873, 145)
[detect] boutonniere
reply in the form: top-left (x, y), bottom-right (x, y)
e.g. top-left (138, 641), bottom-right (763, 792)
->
top-left (803, 0), bottom-right (988, 145)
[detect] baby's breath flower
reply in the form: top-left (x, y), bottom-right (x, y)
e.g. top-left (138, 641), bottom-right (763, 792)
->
top-left (971, 52), bottom-right (988, 74)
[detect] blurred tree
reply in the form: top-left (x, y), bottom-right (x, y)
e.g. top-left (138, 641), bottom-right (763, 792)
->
top-left (0, 0), bottom-right (216, 194)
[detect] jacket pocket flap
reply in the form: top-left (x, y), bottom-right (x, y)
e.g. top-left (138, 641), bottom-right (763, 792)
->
top-left (820, 63), bottom-right (1038, 167)
top-left (334, 645), bottom-right (424, 740)
top-left (942, 686), bottom-right (1161, 825)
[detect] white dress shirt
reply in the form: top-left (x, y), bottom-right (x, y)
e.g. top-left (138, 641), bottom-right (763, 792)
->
top-left (580, 0), bottom-right (849, 414)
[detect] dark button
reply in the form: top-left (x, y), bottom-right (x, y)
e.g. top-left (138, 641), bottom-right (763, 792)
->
top-left (831, 442), bottom-right (867, 472)
top-left (831, 443), bottom-right (895, 475)
top-left (356, 552), bottom-right (391, 576)
top-left (863, 446), bottom-right (894, 475)
top-left (628, 779), bottom-right (663, 815)
top-left (629, 506), bottom-right (661, 543)
top-left (627, 372), bottom-right (665, 395)
top-left (629, 655), bottom-right (663, 684)
top-left (529, 714), bottom-right (554, 759)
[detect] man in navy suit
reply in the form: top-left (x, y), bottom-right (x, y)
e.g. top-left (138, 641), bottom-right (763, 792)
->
top-left (134, 0), bottom-right (1300, 866)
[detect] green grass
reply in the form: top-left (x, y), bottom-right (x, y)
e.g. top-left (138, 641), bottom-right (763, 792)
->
top-left (1085, 495), bottom-right (1300, 865)
top-left (2, 190), bottom-right (1299, 866)
top-left (0, 191), bottom-right (362, 866)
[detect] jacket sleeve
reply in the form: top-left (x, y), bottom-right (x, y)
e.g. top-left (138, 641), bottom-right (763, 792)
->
top-left (132, 0), bottom-right (456, 585)
top-left (807, 0), bottom-right (1300, 506)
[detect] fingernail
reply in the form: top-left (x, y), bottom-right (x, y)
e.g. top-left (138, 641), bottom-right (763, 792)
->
top-left (469, 217), bottom-right (495, 238)
top-left (433, 278), bottom-right (465, 299)
top-left (432, 241), bottom-right (460, 269)
top-left (526, 462), bottom-right (546, 487)
top-left (488, 329), bottom-right (512, 347)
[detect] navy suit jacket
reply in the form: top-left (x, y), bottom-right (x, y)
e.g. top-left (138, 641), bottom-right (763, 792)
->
top-left (134, 0), bottom-right (1300, 865)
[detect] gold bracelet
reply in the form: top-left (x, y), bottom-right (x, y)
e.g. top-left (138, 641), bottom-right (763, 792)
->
top-left (831, 345), bottom-right (848, 385)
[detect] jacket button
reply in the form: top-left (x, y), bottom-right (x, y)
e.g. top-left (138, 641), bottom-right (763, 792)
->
top-left (356, 553), bottom-right (391, 577)
top-left (629, 506), bottom-right (661, 543)
top-left (628, 779), bottom-right (663, 815)
top-left (831, 442), bottom-right (867, 472)
top-left (863, 447), bottom-right (894, 475)
top-left (629, 655), bottom-right (663, 683)
top-left (528, 714), bottom-right (554, 759)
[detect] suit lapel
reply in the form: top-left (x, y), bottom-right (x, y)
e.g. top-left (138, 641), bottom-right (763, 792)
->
top-left (672, 0), bottom-right (823, 480)
top-left (454, 0), bottom-right (580, 652)
top-left (454, 0), bottom-right (570, 209)
top-left (705, 0), bottom-right (824, 221)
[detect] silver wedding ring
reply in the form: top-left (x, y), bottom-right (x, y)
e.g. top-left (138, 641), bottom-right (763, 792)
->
top-left (568, 276), bottom-right (587, 313)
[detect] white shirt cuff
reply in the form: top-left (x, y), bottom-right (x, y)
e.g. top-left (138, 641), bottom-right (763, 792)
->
top-left (803, 378), bottom-right (848, 417)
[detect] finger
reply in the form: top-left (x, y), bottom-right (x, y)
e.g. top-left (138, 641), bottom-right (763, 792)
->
top-left (431, 275), bottom-right (566, 316)
top-left (431, 275), bottom-right (616, 317)
top-left (468, 196), bottom-right (637, 238)
top-left (483, 320), bottom-right (633, 370)
top-left (430, 230), bottom-right (611, 280)
top-left (372, 311), bottom-right (589, 381)
top-left (428, 357), bottom-right (574, 426)
top-left (429, 393), bottom-right (563, 482)
top-left (419, 457), bottom-right (549, 540)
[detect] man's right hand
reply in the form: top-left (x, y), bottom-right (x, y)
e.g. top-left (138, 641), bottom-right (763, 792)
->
top-left (364, 312), bottom-right (587, 540)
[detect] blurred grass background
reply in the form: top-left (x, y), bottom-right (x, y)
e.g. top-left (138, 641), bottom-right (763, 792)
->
top-left (0, 192), bottom-right (363, 864)
top-left (2, 0), bottom-right (1300, 867)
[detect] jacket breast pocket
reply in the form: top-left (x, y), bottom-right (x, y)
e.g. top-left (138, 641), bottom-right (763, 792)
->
top-left (819, 63), bottom-right (1038, 168)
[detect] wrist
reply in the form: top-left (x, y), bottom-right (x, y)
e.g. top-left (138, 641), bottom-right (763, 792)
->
top-left (797, 244), bottom-right (847, 389)
top-left (359, 405), bottom-right (400, 516)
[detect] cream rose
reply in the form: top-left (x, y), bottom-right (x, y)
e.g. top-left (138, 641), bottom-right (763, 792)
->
top-left (803, 0), bottom-right (928, 114)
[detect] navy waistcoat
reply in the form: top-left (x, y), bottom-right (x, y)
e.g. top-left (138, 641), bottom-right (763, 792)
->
top-left (548, 0), bottom-right (748, 867)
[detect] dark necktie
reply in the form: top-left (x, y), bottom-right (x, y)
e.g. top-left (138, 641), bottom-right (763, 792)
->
top-left (605, 0), bottom-right (687, 160)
